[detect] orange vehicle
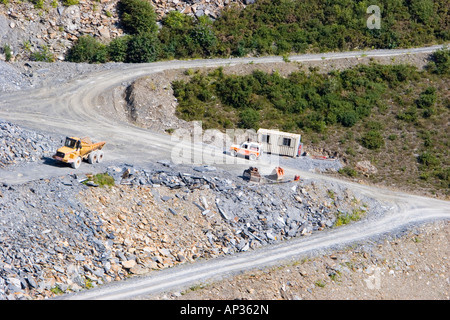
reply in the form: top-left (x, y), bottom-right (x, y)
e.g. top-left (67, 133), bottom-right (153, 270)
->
top-left (53, 136), bottom-right (106, 169)
top-left (229, 142), bottom-right (262, 161)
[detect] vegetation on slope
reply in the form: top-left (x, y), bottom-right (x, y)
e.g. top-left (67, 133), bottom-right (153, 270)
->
top-left (66, 0), bottom-right (450, 63)
top-left (172, 49), bottom-right (450, 196)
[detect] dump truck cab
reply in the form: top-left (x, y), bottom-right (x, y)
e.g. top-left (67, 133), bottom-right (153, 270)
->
top-left (230, 141), bottom-right (262, 161)
top-left (53, 136), bottom-right (106, 169)
top-left (64, 137), bottom-right (79, 149)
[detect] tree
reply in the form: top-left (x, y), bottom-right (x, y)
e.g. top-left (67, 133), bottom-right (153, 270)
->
top-left (409, 0), bottom-right (436, 25)
top-left (66, 35), bottom-right (107, 63)
top-left (239, 108), bottom-right (260, 129)
top-left (118, 0), bottom-right (158, 35)
top-left (126, 33), bottom-right (160, 63)
top-left (427, 48), bottom-right (450, 75)
top-left (108, 36), bottom-right (131, 62)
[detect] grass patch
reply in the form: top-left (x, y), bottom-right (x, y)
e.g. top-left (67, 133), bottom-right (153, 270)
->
top-left (83, 173), bottom-right (115, 187)
top-left (315, 279), bottom-right (326, 288)
top-left (334, 209), bottom-right (366, 227)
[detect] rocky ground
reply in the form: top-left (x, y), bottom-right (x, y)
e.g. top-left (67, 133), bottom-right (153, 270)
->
top-left (0, 120), bottom-right (62, 168)
top-left (0, 119), bottom-right (379, 300)
top-left (2, 121), bottom-right (447, 301)
top-left (0, 50), bottom-right (448, 300)
top-left (156, 221), bottom-right (449, 300)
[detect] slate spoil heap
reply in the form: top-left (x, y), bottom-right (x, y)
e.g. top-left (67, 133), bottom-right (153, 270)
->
top-left (0, 157), bottom-right (377, 300)
top-left (0, 120), bottom-right (62, 168)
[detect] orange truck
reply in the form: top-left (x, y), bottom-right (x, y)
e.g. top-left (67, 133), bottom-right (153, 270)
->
top-left (229, 141), bottom-right (262, 161)
top-left (53, 136), bottom-right (106, 169)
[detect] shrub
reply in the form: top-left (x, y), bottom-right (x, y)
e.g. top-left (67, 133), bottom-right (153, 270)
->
top-left (67, 35), bottom-right (107, 63)
top-left (107, 35), bottom-right (131, 62)
top-left (238, 108), bottom-right (260, 129)
top-left (189, 23), bottom-right (217, 56)
top-left (31, 45), bottom-right (54, 62)
top-left (397, 106), bottom-right (418, 123)
top-left (417, 151), bottom-right (439, 168)
top-left (126, 33), bottom-right (160, 63)
top-left (427, 48), bottom-right (450, 75)
top-left (338, 166), bottom-right (358, 177)
top-left (416, 87), bottom-right (437, 109)
top-left (339, 110), bottom-right (358, 127)
top-left (409, 0), bottom-right (436, 25)
top-left (118, 0), bottom-right (158, 35)
top-left (361, 130), bottom-right (384, 150)
top-left (416, 86), bottom-right (437, 118)
top-left (29, 0), bottom-right (44, 9)
top-left (334, 209), bottom-right (365, 227)
top-left (3, 44), bottom-right (12, 61)
top-left (173, 63), bottom-right (420, 133)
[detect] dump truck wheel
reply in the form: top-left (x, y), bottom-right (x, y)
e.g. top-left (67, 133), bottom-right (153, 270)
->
top-left (72, 157), bottom-right (82, 169)
top-left (249, 154), bottom-right (256, 161)
top-left (88, 151), bottom-right (98, 164)
top-left (96, 150), bottom-right (104, 163)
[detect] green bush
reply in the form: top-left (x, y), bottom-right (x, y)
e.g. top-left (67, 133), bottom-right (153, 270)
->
top-left (67, 35), bottom-right (107, 63)
top-left (239, 108), bottom-right (260, 129)
top-left (126, 33), bottom-right (160, 63)
top-left (409, 0), bottom-right (436, 25)
top-left (3, 44), bottom-right (12, 61)
top-left (173, 63), bottom-right (424, 133)
top-left (107, 35), bottom-right (131, 62)
top-left (416, 87), bottom-right (437, 118)
top-left (361, 130), bottom-right (384, 150)
top-left (339, 110), bottom-right (358, 127)
top-left (31, 45), bottom-right (54, 62)
top-left (66, 0), bottom-right (449, 63)
top-left (417, 151), bottom-right (439, 168)
top-left (118, 0), bottom-right (158, 35)
top-left (397, 106), bottom-right (418, 123)
top-left (29, 0), bottom-right (44, 9)
top-left (427, 48), bottom-right (450, 75)
top-left (63, 0), bottom-right (79, 6)
top-left (338, 166), bottom-right (358, 177)
top-left (416, 87), bottom-right (437, 108)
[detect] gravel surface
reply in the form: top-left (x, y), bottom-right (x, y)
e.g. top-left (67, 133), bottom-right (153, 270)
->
top-left (162, 221), bottom-right (449, 300)
top-left (0, 119), bottom-right (63, 168)
top-left (0, 60), bottom-right (126, 93)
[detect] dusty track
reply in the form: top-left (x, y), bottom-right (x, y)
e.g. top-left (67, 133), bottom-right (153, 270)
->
top-left (0, 46), bottom-right (449, 299)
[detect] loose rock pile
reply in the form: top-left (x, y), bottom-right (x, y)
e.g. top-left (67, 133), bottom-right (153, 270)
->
top-left (0, 120), bottom-right (62, 168)
top-left (0, 120), bottom-right (376, 300)
top-left (0, 61), bottom-right (30, 92)
top-left (107, 162), bottom-right (368, 244)
top-left (0, 157), bottom-right (373, 300)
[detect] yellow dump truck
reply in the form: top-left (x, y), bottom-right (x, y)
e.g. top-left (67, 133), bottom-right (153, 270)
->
top-left (53, 136), bottom-right (106, 169)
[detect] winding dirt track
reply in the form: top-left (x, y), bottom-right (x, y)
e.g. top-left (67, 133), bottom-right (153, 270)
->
top-left (0, 46), bottom-right (449, 299)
